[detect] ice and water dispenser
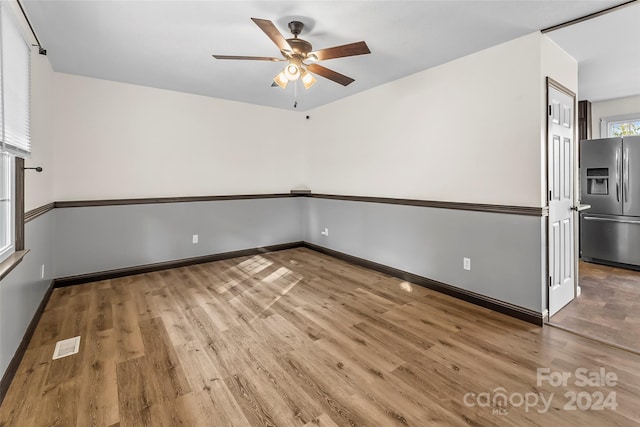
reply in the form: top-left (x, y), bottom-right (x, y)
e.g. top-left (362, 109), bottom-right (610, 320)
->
top-left (586, 168), bottom-right (609, 195)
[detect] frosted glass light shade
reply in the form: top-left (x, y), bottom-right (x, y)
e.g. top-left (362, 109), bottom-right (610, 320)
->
top-left (273, 71), bottom-right (288, 89)
top-left (301, 70), bottom-right (317, 89)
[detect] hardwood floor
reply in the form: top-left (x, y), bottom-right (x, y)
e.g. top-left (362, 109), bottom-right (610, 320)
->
top-left (1, 247), bottom-right (639, 426)
top-left (550, 260), bottom-right (640, 353)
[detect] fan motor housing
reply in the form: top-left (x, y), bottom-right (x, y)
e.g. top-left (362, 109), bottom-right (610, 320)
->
top-left (285, 38), bottom-right (312, 56)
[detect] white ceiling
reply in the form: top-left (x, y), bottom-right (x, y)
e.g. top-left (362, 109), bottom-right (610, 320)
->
top-left (547, 2), bottom-right (640, 102)
top-left (22, 0), bottom-right (633, 111)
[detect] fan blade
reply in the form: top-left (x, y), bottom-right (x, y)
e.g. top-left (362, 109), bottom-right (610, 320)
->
top-left (251, 18), bottom-right (292, 52)
top-left (312, 41), bottom-right (370, 61)
top-left (212, 55), bottom-right (282, 61)
top-left (307, 64), bottom-right (355, 86)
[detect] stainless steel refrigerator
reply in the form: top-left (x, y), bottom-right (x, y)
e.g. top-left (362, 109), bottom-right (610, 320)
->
top-left (580, 135), bottom-right (640, 268)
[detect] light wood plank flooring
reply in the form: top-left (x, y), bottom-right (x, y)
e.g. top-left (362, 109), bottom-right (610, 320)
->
top-left (1, 248), bottom-right (639, 426)
top-left (550, 260), bottom-right (640, 353)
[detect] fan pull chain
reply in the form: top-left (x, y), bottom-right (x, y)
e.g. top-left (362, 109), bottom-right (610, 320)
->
top-left (293, 80), bottom-right (298, 108)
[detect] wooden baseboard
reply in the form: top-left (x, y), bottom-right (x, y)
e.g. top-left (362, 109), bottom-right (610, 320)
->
top-left (53, 242), bottom-right (304, 288)
top-left (0, 280), bottom-right (54, 405)
top-left (302, 242), bottom-right (544, 326)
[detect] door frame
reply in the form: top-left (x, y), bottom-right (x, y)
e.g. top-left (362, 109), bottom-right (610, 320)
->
top-left (545, 77), bottom-right (579, 320)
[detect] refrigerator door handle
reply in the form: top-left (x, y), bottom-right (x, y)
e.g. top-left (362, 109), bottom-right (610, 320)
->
top-left (583, 216), bottom-right (640, 224)
top-left (616, 148), bottom-right (620, 202)
top-left (624, 147), bottom-right (629, 203)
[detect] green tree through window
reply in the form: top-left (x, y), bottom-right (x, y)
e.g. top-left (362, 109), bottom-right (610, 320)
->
top-left (609, 120), bottom-right (640, 137)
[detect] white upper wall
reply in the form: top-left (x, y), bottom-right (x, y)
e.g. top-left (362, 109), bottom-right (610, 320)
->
top-left (26, 49), bottom-right (55, 211)
top-left (46, 32), bottom-right (576, 206)
top-left (590, 95), bottom-right (640, 139)
top-left (51, 73), bottom-right (305, 201)
top-left (302, 32), bottom-right (576, 207)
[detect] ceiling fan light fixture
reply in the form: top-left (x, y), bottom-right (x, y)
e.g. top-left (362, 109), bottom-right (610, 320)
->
top-left (273, 70), bottom-right (288, 89)
top-left (301, 70), bottom-right (317, 89)
top-left (284, 62), bottom-right (301, 81)
top-left (212, 18), bottom-right (370, 90)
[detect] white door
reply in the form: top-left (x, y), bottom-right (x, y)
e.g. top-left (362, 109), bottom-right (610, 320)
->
top-left (548, 82), bottom-right (576, 316)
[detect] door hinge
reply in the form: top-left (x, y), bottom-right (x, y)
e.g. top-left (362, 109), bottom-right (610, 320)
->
top-left (548, 105), bottom-right (552, 115)
top-left (549, 190), bottom-right (552, 201)
top-left (549, 276), bottom-right (552, 287)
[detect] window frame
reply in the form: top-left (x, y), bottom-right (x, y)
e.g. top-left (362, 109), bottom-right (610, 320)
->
top-left (0, 1), bottom-right (30, 278)
top-left (0, 156), bottom-right (26, 280)
top-left (601, 112), bottom-right (640, 138)
top-left (0, 152), bottom-right (15, 263)
top-left (15, 156), bottom-right (24, 251)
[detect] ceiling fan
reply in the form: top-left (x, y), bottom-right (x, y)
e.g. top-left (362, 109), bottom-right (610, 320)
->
top-left (212, 18), bottom-right (370, 90)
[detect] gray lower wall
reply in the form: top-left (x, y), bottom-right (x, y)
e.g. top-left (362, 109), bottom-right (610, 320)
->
top-left (53, 197), bottom-right (304, 278)
top-left (303, 198), bottom-right (546, 312)
top-left (1, 195), bottom-right (549, 381)
top-left (0, 212), bottom-right (54, 376)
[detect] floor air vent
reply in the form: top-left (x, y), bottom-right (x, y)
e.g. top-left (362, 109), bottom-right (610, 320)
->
top-left (52, 336), bottom-right (81, 360)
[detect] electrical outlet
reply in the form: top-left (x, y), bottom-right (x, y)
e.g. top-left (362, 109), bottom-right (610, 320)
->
top-left (40, 264), bottom-right (45, 279)
top-left (192, 234), bottom-right (199, 244)
top-left (321, 228), bottom-right (329, 236)
top-left (463, 258), bottom-right (471, 271)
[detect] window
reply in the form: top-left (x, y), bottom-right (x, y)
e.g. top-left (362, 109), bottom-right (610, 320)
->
top-left (0, 2), bottom-right (31, 265)
top-left (0, 153), bottom-right (14, 262)
top-left (601, 113), bottom-right (640, 138)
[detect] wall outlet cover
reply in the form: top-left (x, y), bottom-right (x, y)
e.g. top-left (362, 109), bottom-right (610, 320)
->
top-left (463, 257), bottom-right (471, 271)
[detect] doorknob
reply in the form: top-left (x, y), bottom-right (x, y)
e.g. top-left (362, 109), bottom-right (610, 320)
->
top-left (571, 204), bottom-right (591, 212)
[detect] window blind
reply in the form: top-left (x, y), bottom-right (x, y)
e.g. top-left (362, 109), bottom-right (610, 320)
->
top-left (0, 2), bottom-right (31, 158)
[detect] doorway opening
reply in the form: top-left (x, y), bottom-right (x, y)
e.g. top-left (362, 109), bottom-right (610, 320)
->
top-left (545, 88), bottom-right (640, 354)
